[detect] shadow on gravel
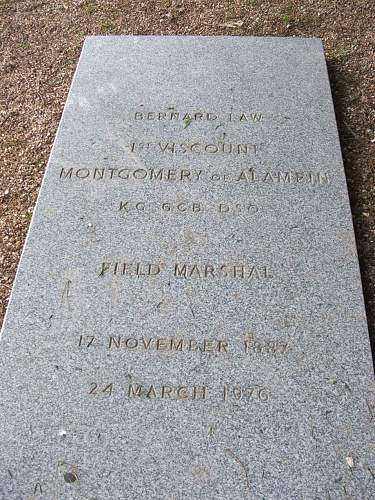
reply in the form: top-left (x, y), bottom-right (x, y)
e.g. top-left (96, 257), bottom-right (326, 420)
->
top-left (327, 59), bottom-right (375, 371)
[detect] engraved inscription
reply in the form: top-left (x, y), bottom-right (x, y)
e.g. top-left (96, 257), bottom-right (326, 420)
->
top-left (99, 262), bottom-right (162, 277)
top-left (223, 385), bottom-right (270, 402)
top-left (75, 332), bottom-right (293, 358)
top-left (127, 141), bottom-right (258, 155)
top-left (108, 336), bottom-right (229, 353)
top-left (133, 110), bottom-right (263, 123)
top-left (78, 335), bottom-right (96, 347)
top-left (59, 167), bottom-right (330, 186)
top-left (87, 382), bottom-right (271, 403)
top-left (98, 261), bottom-right (273, 280)
top-left (244, 339), bottom-right (289, 354)
top-left (89, 383), bottom-right (114, 395)
top-left (173, 263), bottom-right (272, 280)
top-left (128, 384), bottom-right (208, 400)
top-left (119, 200), bottom-right (259, 216)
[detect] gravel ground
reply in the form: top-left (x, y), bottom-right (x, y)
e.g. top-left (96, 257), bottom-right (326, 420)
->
top-left (0, 0), bottom-right (374, 361)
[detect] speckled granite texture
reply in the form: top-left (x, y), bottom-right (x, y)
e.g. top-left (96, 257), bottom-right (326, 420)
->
top-left (0, 36), bottom-right (374, 499)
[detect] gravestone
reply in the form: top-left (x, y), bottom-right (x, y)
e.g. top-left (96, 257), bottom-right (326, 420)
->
top-left (0, 36), bottom-right (374, 499)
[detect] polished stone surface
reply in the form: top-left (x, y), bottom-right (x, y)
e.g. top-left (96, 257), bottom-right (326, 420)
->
top-left (0, 36), bottom-right (374, 499)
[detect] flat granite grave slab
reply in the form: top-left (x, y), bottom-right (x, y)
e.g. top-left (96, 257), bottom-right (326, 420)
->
top-left (0, 36), bottom-right (374, 499)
